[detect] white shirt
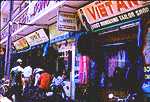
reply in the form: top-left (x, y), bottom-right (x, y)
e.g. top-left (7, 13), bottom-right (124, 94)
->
top-left (11, 66), bottom-right (24, 73)
top-left (23, 66), bottom-right (32, 78)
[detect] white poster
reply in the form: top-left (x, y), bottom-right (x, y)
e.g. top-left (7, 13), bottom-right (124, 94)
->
top-left (57, 11), bottom-right (80, 31)
top-left (25, 29), bottom-right (49, 47)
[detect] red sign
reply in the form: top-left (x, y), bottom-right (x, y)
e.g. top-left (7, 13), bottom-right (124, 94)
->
top-left (78, 1), bottom-right (149, 31)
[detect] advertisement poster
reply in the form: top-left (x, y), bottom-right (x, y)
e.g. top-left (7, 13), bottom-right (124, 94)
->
top-left (57, 11), bottom-right (80, 31)
top-left (13, 38), bottom-right (29, 51)
top-left (77, 1), bottom-right (149, 32)
top-left (25, 29), bottom-right (49, 47)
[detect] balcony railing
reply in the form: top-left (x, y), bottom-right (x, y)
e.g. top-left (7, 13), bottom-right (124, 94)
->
top-left (1, 1), bottom-right (29, 32)
top-left (12, 1), bottom-right (29, 20)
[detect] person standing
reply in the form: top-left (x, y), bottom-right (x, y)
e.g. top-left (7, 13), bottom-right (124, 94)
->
top-left (33, 68), bottom-right (44, 87)
top-left (38, 70), bottom-right (53, 91)
top-left (23, 65), bottom-right (32, 88)
top-left (10, 59), bottom-right (24, 102)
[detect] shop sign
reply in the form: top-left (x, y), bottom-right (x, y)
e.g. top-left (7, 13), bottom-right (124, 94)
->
top-left (78, 1), bottom-right (149, 31)
top-left (13, 38), bottom-right (29, 51)
top-left (49, 23), bottom-right (67, 40)
top-left (57, 11), bottom-right (80, 31)
top-left (25, 29), bottom-right (49, 47)
top-left (12, 7), bottom-right (29, 33)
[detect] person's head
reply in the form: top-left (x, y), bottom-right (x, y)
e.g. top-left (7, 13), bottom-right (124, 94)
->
top-left (16, 59), bottom-right (23, 66)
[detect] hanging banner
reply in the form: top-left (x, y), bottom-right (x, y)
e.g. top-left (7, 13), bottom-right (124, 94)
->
top-left (25, 29), bottom-right (49, 47)
top-left (57, 11), bottom-right (80, 31)
top-left (77, 1), bottom-right (150, 32)
top-left (13, 38), bottom-right (29, 51)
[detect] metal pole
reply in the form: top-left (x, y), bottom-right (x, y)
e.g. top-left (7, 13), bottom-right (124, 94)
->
top-left (4, 0), bottom-right (14, 79)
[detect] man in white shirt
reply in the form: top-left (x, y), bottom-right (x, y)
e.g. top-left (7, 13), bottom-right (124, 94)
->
top-left (10, 59), bottom-right (24, 102)
top-left (23, 65), bottom-right (32, 88)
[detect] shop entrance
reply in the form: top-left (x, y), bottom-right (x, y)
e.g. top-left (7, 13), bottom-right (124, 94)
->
top-left (99, 41), bottom-right (144, 88)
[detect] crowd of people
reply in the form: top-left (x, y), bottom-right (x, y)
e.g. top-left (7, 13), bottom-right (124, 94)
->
top-left (1, 58), bottom-right (70, 102)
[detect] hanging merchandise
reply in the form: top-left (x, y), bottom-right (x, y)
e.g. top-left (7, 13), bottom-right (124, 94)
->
top-left (79, 56), bottom-right (89, 84)
top-left (108, 56), bottom-right (118, 77)
top-left (117, 50), bottom-right (126, 68)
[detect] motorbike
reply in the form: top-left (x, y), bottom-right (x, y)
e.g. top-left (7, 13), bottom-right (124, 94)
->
top-left (48, 80), bottom-right (71, 102)
top-left (108, 92), bottom-right (137, 102)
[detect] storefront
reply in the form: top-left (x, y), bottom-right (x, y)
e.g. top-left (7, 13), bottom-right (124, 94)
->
top-left (12, 28), bottom-right (49, 69)
top-left (48, 21), bottom-right (77, 99)
top-left (77, 1), bottom-right (150, 101)
top-left (48, 10), bottom-right (84, 99)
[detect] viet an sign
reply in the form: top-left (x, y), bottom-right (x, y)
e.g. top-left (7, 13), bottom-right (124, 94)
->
top-left (57, 11), bottom-right (80, 31)
top-left (77, 1), bottom-right (150, 32)
top-left (25, 29), bottom-right (49, 47)
top-left (13, 38), bottom-right (29, 51)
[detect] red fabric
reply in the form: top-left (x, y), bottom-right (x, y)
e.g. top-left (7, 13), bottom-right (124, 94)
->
top-left (39, 72), bottom-right (52, 90)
